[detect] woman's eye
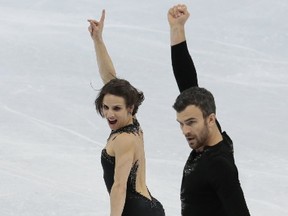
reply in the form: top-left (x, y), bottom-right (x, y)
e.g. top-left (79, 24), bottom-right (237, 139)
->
top-left (103, 105), bottom-right (109, 110)
top-left (113, 107), bottom-right (121, 111)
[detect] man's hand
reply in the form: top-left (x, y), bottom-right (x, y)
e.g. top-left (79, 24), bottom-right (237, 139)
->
top-left (168, 4), bottom-right (190, 27)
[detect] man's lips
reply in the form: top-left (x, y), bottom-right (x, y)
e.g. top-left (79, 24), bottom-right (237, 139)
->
top-left (186, 136), bottom-right (194, 141)
top-left (186, 137), bottom-right (195, 143)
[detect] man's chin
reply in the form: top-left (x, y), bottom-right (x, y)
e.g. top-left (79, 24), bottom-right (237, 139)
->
top-left (188, 142), bottom-right (204, 152)
top-left (188, 142), bottom-right (197, 150)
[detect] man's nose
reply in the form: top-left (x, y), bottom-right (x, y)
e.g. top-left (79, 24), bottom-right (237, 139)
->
top-left (182, 125), bottom-right (191, 136)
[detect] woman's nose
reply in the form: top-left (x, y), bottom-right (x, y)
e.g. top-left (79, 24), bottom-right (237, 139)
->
top-left (106, 109), bottom-right (114, 118)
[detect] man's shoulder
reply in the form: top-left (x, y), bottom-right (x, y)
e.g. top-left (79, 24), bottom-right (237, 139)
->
top-left (221, 131), bottom-right (234, 153)
top-left (205, 133), bottom-right (235, 164)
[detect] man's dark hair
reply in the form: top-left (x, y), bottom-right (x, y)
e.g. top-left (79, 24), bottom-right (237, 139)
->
top-left (95, 78), bottom-right (144, 117)
top-left (173, 86), bottom-right (216, 118)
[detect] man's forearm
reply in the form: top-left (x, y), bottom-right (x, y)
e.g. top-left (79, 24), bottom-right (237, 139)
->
top-left (170, 25), bottom-right (186, 46)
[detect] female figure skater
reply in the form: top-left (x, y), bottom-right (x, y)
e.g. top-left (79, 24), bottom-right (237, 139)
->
top-left (88, 10), bottom-right (165, 216)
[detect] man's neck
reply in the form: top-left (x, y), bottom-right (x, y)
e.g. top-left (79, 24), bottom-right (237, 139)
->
top-left (207, 129), bottom-right (223, 147)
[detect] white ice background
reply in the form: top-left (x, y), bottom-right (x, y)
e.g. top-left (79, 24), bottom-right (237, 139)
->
top-left (0, 0), bottom-right (288, 215)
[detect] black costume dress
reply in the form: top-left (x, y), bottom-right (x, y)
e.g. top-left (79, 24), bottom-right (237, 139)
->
top-left (171, 41), bottom-right (250, 216)
top-left (101, 120), bottom-right (165, 216)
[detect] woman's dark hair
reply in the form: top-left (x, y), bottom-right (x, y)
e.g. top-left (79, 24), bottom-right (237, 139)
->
top-left (173, 86), bottom-right (216, 118)
top-left (95, 78), bottom-right (144, 117)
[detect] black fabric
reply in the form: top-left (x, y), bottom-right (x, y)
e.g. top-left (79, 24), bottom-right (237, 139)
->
top-left (101, 149), bottom-right (139, 194)
top-left (171, 41), bottom-right (250, 216)
top-left (108, 118), bottom-right (141, 140)
top-left (122, 194), bottom-right (165, 216)
top-left (171, 41), bottom-right (198, 92)
top-left (101, 121), bottom-right (165, 216)
top-left (172, 41), bottom-right (222, 132)
top-left (101, 150), bottom-right (165, 216)
top-left (181, 133), bottom-right (249, 216)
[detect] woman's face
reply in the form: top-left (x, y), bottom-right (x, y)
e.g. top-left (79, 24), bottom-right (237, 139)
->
top-left (102, 94), bottom-right (133, 130)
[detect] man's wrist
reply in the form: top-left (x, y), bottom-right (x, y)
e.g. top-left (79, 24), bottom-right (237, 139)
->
top-left (170, 25), bottom-right (186, 46)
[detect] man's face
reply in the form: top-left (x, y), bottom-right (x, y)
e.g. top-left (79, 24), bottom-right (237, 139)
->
top-left (176, 105), bottom-right (209, 151)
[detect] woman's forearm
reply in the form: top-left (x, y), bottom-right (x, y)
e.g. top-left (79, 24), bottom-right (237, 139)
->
top-left (109, 184), bottom-right (126, 216)
top-left (93, 38), bottom-right (116, 84)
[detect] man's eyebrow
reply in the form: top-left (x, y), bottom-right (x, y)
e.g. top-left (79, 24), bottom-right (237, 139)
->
top-left (184, 117), bottom-right (197, 122)
top-left (176, 117), bottom-right (197, 124)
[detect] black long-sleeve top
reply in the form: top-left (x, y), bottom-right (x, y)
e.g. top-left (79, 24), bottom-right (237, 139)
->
top-left (171, 41), bottom-right (250, 216)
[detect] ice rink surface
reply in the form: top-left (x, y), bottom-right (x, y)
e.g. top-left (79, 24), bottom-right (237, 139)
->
top-left (0, 0), bottom-right (287, 215)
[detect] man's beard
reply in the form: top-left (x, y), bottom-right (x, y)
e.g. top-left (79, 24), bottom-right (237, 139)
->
top-left (195, 121), bottom-right (209, 151)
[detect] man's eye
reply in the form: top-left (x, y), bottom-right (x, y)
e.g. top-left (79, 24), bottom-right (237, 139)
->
top-left (187, 121), bottom-right (196, 126)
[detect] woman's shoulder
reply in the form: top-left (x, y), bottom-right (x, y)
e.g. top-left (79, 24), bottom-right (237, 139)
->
top-left (111, 133), bottom-right (138, 156)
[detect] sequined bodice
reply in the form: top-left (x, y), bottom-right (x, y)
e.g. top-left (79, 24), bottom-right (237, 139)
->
top-left (101, 119), bottom-right (141, 194)
top-left (101, 149), bottom-right (138, 194)
top-left (107, 118), bottom-right (141, 141)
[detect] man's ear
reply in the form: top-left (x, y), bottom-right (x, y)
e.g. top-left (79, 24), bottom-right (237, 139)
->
top-left (207, 113), bottom-right (216, 127)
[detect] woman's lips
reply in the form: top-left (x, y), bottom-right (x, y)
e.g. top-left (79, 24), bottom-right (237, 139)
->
top-left (108, 119), bottom-right (117, 124)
